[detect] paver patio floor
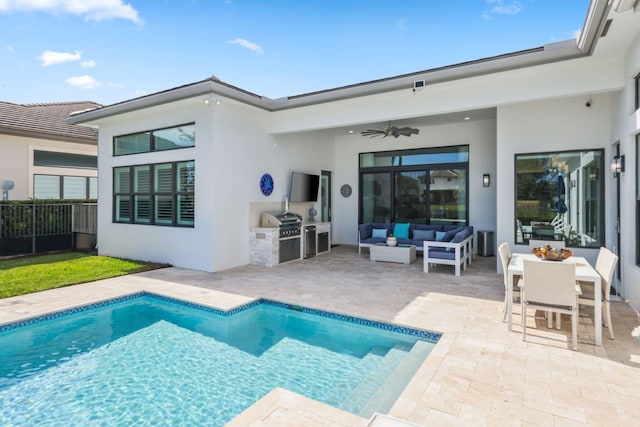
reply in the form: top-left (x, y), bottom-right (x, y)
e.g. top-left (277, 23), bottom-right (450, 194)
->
top-left (2, 245), bottom-right (639, 426)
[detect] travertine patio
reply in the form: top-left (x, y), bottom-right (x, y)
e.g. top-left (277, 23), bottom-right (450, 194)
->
top-left (1, 246), bottom-right (639, 426)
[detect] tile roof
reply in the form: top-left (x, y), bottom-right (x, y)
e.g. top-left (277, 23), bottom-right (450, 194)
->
top-left (0, 101), bottom-right (101, 144)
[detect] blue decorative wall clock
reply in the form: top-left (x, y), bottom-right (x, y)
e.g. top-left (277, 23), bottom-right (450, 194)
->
top-left (259, 173), bottom-right (274, 196)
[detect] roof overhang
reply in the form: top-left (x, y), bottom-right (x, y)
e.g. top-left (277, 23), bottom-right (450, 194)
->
top-left (67, 0), bottom-right (618, 126)
top-left (0, 126), bottom-right (97, 145)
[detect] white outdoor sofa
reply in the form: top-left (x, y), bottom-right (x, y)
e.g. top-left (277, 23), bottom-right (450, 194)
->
top-left (423, 229), bottom-right (476, 276)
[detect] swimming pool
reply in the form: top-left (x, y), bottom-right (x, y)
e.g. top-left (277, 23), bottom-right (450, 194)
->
top-left (0, 292), bottom-right (440, 426)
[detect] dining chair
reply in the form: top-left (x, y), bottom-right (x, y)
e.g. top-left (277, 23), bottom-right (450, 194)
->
top-left (577, 247), bottom-right (619, 339)
top-left (521, 259), bottom-right (580, 350)
top-left (528, 239), bottom-right (566, 249)
top-left (498, 242), bottom-right (520, 321)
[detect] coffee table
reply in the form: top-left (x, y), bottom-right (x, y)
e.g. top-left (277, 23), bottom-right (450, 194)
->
top-left (369, 244), bottom-right (416, 264)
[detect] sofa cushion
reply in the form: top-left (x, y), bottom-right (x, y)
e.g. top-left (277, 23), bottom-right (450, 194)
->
top-left (446, 228), bottom-right (472, 251)
top-left (443, 225), bottom-right (465, 232)
top-left (427, 249), bottom-right (457, 260)
top-left (372, 228), bottom-right (388, 238)
top-left (436, 230), bottom-right (458, 241)
top-left (393, 223), bottom-right (410, 239)
top-left (359, 224), bottom-right (372, 240)
top-left (412, 229), bottom-right (435, 241)
top-left (453, 228), bottom-right (472, 242)
top-left (411, 224), bottom-right (443, 233)
top-left (361, 237), bottom-right (387, 245)
top-left (442, 229), bottom-right (458, 242)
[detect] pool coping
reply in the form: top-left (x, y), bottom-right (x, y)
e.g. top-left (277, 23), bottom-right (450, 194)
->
top-left (0, 291), bottom-right (441, 343)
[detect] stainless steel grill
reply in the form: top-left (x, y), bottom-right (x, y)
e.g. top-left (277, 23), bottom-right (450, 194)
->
top-left (261, 212), bottom-right (302, 264)
top-left (260, 212), bottom-right (302, 238)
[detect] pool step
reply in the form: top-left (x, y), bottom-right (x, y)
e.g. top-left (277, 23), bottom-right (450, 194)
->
top-left (338, 344), bottom-right (409, 414)
top-left (324, 347), bottom-right (387, 407)
top-left (358, 340), bottom-right (433, 418)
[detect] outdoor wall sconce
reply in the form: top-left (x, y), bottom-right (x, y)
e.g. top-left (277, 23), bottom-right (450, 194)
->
top-left (482, 173), bottom-right (491, 187)
top-left (611, 154), bottom-right (625, 178)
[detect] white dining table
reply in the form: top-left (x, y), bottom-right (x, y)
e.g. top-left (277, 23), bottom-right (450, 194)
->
top-left (507, 253), bottom-right (602, 346)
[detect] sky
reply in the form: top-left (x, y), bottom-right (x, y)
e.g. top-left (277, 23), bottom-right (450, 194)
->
top-left (0, 0), bottom-right (590, 107)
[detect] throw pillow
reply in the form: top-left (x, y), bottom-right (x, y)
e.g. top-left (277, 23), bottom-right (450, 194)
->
top-left (413, 229), bottom-right (435, 241)
top-left (393, 223), bottom-right (410, 239)
top-left (442, 229), bottom-right (458, 242)
top-left (447, 229), bottom-right (470, 251)
top-left (435, 231), bottom-right (446, 241)
top-left (372, 228), bottom-right (387, 238)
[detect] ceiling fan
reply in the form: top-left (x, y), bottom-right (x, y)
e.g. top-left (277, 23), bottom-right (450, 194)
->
top-left (360, 121), bottom-right (420, 138)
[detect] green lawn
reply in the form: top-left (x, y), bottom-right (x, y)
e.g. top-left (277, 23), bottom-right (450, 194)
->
top-left (0, 252), bottom-right (163, 299)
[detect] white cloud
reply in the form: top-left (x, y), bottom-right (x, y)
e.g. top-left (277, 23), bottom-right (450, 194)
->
top-left (65, 75), bottom-right (103, 89)
top-left (3, 45), bottom-right (15, 52)
top-left (80, 59), bottom-right (96, 68)
top-left (483, 0), bottom-right (522, 18)
top-left (107, 81), bottom-right (124, 88)
top-left (229, 38), bottom-right (263, 54)
top-left (0, 0), bottom-right (142, 24)
top-left (38, 50), bottom-right (81, 66)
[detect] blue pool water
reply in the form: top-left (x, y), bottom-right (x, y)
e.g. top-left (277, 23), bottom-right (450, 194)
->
top-left (0, 293), bottom-right (439, 426)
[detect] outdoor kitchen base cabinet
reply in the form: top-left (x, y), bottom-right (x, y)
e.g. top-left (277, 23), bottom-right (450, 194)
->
top-left (249, 221), bottom-right (330, 267)
top-left (249, 227), bottom-right (302, 267)
top-left (280, 237), bottom-right (302, 264)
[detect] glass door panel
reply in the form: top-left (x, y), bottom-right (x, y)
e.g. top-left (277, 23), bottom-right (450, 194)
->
top-left (429, 168), bottom-right (467, 226)
top-left (361, 172), bottom-right (391, 223)
top-left (394, 171), bottom-right (427, 223)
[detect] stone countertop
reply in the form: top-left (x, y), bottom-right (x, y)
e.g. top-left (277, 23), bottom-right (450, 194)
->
top-left (249, 226), bottom-right (278, 232)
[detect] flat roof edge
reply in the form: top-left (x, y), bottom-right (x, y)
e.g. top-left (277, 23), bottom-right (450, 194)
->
top-left (67, 79), bottom-right (273, 125)
top-left (270, 41), bottom-right (584, 110)
top-left (69, 38), bottom-right (589, 123)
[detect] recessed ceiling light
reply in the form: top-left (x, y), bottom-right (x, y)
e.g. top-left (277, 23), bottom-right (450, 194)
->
top-left (348, 130), bottom-right (354, 134)
top-left (463, 116), bottom-right (470, 121)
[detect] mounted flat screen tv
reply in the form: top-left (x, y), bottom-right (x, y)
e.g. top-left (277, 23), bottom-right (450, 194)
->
top-left (289, 172), bottom-right (320, 202)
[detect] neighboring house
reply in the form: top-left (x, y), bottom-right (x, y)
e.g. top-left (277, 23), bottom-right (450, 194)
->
top-left (68, 1), bottom-right (640, 313)
top-left (0, 101), bottom-right (100, 200)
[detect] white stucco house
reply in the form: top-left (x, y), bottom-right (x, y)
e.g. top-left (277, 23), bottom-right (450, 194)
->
top-left (0, 101), bottom-right (100, 200)
top-left (68, 1), bottom-right (640, 312)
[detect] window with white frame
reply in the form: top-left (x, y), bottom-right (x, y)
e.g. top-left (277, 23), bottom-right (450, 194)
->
top-left (113, 161), bottom-right (194, 227)
top-left (34, 175), bottom-right (97, 199)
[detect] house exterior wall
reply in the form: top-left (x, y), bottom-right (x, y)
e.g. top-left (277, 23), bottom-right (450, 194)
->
top-left (93, 96), bottom-right (332, 272)
top-left (495, 92), bottom-right (617, 270)
top-left (610, 31), bottom-right (640, 314)
top-left (330, 118), bottom-right (497, 247)
top-left (0, 133), bottom-right (97, 200)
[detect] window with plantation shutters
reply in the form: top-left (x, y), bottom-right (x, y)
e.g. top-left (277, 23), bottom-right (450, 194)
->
top-left (34, 175), bottom-right (97, 200)
top-left (176, 161), bottom-right (195, 226)
top-left (155, 163), bottom-right (174, 224)
top-left (113, 161), bottom-right (194, 227)
top-left (114, 167), bottom-right (131, 222)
